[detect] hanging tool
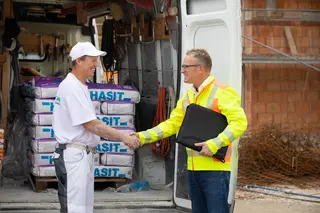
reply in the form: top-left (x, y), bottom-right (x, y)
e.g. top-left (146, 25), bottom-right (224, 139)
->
top-left (53, 36), bottom-right (58, 61)
top-left (66, 44), bottom-right (71, 72)
top-left (60, 44), bottom-right (66, 62)
top-left (45, 43), bottom-right (52, 61)
top-left (35, 34), bottom-right (43, 56)
top-left (40, 34), bottom-right (43, 56)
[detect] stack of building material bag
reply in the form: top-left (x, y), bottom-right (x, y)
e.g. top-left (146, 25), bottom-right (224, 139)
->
top-left (22, 77), bottom-right (140, 180)
top-left (89, 83), bottom-right (139, 178)
top-left (22, 77), bottom-right (60, 177)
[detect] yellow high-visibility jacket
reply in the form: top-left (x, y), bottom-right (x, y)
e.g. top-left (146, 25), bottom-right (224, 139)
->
top-left (138, 75), bottom-right (248, 171)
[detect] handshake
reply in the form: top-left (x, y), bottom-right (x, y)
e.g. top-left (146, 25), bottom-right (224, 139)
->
top-left (120, 132), bottom-right (141, 149)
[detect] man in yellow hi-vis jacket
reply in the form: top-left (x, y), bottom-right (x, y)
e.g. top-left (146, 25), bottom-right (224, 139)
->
top-left (136, 48), bottom-right (248, 213)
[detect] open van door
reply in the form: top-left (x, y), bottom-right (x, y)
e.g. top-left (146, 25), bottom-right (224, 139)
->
top-left (173, 0), bottom-right (242, 211)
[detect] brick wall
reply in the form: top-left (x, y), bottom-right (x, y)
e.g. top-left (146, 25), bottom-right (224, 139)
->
top-left (244, 24), bottom-right (320, 55)
top-left (276, 0), bottom-right (320, 9)
top-left (246, 0), bottom-right (320, 9)
top-left (243, 0), bottom-right (320, 132)
top-left (243, 1), bottom-right (320, 55)
top-left (245, 64), bottom-right (320, 131)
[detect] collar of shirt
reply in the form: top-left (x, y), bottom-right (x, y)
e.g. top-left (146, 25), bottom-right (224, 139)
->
top-left (69, 73), bottom-right (88, 89)
top-left (191, 75), bottom-right (213, 95)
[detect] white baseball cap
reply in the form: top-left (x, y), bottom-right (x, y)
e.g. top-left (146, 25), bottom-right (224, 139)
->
top-left (69, 41), bottom-right (106, 61)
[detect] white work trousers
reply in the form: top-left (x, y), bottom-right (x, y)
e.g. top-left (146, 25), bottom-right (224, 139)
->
top-left (63, 147), bottom-right (94, 213)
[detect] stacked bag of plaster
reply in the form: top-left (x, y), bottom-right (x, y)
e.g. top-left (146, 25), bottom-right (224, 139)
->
top-left (88, 83), bottom-right (140, 180)
top-left (22, 77), bottom-right (61, 177)
top-left (24, 77), bottom-right (100, 177)
top-left (22, 77), bottom-right (140, 179)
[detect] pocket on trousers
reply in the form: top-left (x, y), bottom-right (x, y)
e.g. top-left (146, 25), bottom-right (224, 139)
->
top-left (53, 149), bottom-right (67, 176)
top-left (64, 148), bottom-right (86, 189)
top-left (63, 147), bottom-right (84, 163)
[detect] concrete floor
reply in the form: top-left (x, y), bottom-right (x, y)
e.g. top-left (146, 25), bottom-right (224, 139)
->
top-left (1, 181), bottom-right (319, 213)
top-left (2, 200), bottom-right (320, 213)
top-left (0, 209), bottom-right (183, 213)
top-left (0, 185), bottom-right (172, 203)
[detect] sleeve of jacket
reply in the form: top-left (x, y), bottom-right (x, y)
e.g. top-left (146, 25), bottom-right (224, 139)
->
top-left (137, 94), bottom-right (187, 145)
top-left (206, 86), bottom-right (248, 154)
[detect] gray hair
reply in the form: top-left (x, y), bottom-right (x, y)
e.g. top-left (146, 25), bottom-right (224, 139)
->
top-left (186, 48), bottom-right (212, 70)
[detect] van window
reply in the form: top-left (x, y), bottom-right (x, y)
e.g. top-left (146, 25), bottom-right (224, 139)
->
top-left (187, 0), bottom-right (227, 15)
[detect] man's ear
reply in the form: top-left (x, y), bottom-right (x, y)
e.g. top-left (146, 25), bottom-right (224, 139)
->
top-left (199, 64), bottom-right (205, 73)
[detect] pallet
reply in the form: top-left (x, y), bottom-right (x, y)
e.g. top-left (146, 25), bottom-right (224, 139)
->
top-left (29, 173), bottom-right (129, 192)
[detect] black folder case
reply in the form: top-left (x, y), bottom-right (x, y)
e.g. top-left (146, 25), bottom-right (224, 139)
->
top-left (176, 103), bottom-right (229, 162)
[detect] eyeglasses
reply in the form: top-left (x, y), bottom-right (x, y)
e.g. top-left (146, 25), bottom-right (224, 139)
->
top-left (181, 64), bottom-right (202, 69)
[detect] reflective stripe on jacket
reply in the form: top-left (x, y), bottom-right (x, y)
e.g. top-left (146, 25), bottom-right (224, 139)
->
top-left (138, 75), bottom-right (248, 171)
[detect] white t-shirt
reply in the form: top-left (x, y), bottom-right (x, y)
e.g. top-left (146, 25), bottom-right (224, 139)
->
top-left (52, 73), bottom-right (100, 147)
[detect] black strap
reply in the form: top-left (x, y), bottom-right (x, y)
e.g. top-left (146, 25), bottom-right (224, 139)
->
top-left (58, 143), bottom-right (66, 150)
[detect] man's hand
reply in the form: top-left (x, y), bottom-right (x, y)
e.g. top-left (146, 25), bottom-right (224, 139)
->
top-left (194, 142), bottom-right (214, 157)
top-left (129, 132), bottom-right (139, 137)
top-left (120, 132), bottom-right (141, 149)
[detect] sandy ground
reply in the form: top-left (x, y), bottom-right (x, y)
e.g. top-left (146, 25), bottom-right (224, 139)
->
top-left (234, 198), bottom-right (320, 213)
top-left (234, 188), bottom-right (320, 213)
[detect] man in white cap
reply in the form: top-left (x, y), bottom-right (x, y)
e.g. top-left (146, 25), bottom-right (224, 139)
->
top-left (52, 41), bottom-right (140, 213)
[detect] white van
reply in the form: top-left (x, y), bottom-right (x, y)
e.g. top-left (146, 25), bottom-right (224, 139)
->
top-left (0, 0), bottom-right (242, 212)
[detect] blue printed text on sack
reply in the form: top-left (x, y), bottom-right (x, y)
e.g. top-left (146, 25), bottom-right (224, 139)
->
top-left (96, 142), bottom-right (128, 153)
top-left (97, 116), bottom-right (128, 126)
top-left (94, 167), bottom-right (122, 177)
top-left (90, 91), bottom-right (131, 102)
top-left (41, 101), bottom-right (55, 112)
top-left (42, 128), bottom-right (55, 138)
top-left (40, 155), bottom-right (54, 165)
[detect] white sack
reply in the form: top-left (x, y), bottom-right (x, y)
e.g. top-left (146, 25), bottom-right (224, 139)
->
top-left (32, 77), bottom-right (62, 99)
top-left (101, 101), bottom-right (135, 115)
top-left (29, 126), bottom-right (55, 139)
top-left (96, 141), bottom-right (134, 154)
top-left (100, 153), bottom-right (134, 167)
top-left (27, 113), bottom-right (52, 126)
top-left (94, 166), bottom-right (133, 179)
top-left (96, 115), bottom-right (134, 128)
top-left (31, 139), bottom-right (57, 153)
top-left (30, 152), bottom-right (54, 166)
top-left (25, 98), bottom-right (55, 113)
top-left (31, 165), bottom-right (133, 178)
top-left (31, 166), bottom-right (56, 177)
top-left (88, 83), bottom-right (140, 103)
top-left (34, 87), bottom-right (58, 99)
top-left (92, 101), bottom-right (101, 115)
